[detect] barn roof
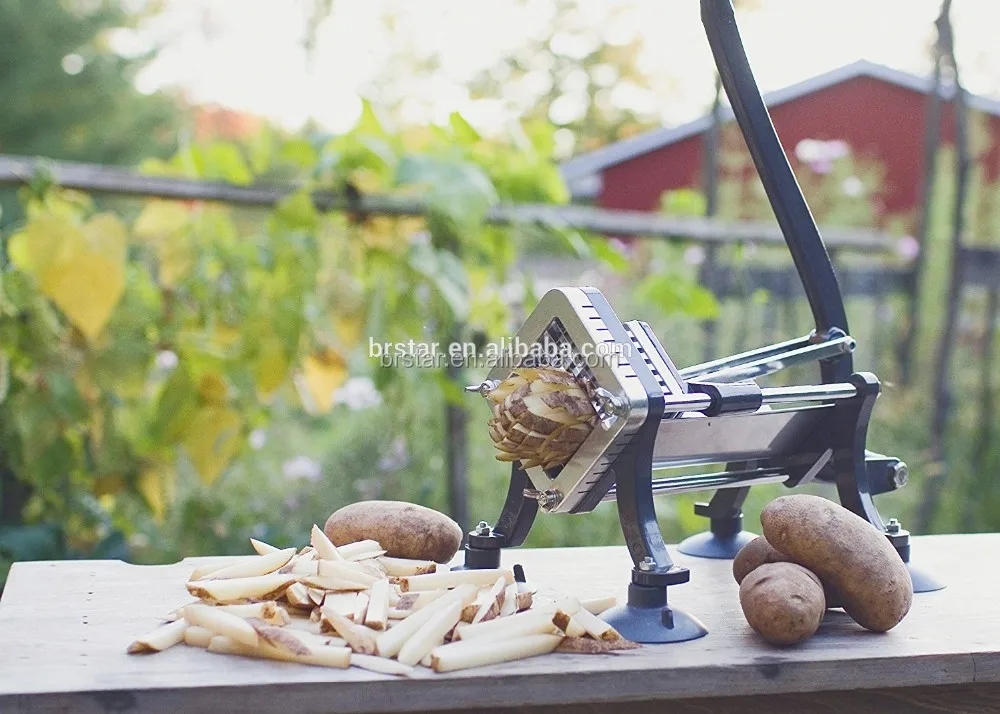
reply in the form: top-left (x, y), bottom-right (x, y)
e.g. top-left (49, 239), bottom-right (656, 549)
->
top-left (561, 59), bottom-right (1000, 198)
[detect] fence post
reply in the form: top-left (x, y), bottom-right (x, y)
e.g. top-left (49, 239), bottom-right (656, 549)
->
top-left (898, 25), bottom-right (944, 385)
top-left (919, 0), bottom-right (968, 532)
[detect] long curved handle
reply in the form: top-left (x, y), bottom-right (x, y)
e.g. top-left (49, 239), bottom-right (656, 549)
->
top-left (701, 0), bottom-right (852, 382)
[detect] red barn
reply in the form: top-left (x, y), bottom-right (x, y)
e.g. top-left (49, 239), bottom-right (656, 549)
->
top-left (561, 60), bottom-right (1000, 227)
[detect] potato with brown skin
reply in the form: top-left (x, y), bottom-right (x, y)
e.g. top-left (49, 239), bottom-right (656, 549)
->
top-left (733, 536), bottom-right (791, 584)
top-left (324, 501), bottom-right (463, 564)
top-left (733, 535), bottom-right (843, 609)
top-left (761, 494), bottom-right (912, 632)
top-left (739, 562), bottom-right (825, 646)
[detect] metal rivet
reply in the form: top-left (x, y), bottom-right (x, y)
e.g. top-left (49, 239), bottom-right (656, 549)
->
top-left (638, 556), bottom-right (655, 571)
top-left (886, 518), bottom-right (901, 534)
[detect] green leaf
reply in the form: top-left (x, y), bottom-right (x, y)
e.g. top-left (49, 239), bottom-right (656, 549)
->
top-left (408, 242), bottom-right (469, 321)
top-left (660, 189), bottom-right (707, 217)
top-left (588, 237), bottom-right (629, 272)
top-left (199, 142), bottom-right (253, 185)
top-left (148, 364), bottom-right (199, 445)
top-left (278, 138), bottom-right (318, 170)
top-left (634, 274), bottom-right (720, 319)
top-left (270, 191), bottom-right (318, 234)
top-left (449, 112), bottom-right (480, 145)
top-left (357, 100), bottom-right (388, 139)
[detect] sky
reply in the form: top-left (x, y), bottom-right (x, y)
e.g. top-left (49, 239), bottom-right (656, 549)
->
top-left (132, 0), bottom-right (1000, 142)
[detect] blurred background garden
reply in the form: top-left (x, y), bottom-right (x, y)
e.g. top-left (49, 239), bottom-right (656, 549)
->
top-left (1, 0), bottom-right (999, 584)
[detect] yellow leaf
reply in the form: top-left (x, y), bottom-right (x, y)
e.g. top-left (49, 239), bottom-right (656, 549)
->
top-left (157, 236), bottom-right (194, 286)
top-left (11, 212), bottom-right (127, 343)
top-left (134, 201), bottom-right (190, 240)
top-left (334, 314), bottom-right (364, 348)
top-left (198, 372), bottom-right (228, 405)
top-left (297, 347), bottom-right (348, 414)
top-left (138, 466), bottom-right (176, 521)
top-left (255, 334), bottom-right (290, 397)
top-left (183, 406), bottom-right (242, 486)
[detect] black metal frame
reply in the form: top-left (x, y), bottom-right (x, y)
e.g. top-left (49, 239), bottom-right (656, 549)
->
top-left (459, 0), bottom-right (942, 643)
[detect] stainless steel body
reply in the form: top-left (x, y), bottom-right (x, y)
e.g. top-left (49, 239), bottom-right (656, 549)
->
top-left (473, 286), bottom-right (860, 514)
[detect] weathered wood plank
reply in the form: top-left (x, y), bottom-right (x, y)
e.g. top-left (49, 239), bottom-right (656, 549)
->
top-left (0, 534), bottom-right (998, 714)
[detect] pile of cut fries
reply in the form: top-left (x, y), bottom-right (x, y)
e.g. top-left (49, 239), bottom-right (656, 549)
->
top-left (127, 525), bottom-right (637, 675)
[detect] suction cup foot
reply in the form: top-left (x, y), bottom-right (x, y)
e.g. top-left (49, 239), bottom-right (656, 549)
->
top-left (908, 562), bottom-right (945, 593)
top-left (602, 578), bottom-right (708, 644)
top-left (602, 602), bottom-right (708, 644)
top-left (677, 529), bottom-right (757, 559)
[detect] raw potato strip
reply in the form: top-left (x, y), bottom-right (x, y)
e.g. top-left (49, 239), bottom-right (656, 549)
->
top-left (195, 548), bottom-right (295, 581)
top-left (310, 524), bottom-right (343, 561)
top-left (394, 589), bottom-right (447, 613)
top-left (299, 575), bottom-right (369, 592)
top-left (561, 617), bottom-right (587, 638)
top-left (184, 604), bottom-right (259, 648)
top-left (471, 577), bottom-right (507, 624)
top-left (307, 588), bottom-right (326, 607)
top-left (397, 601), bottom-right (463, 666)
top-left (183, 625), bottom-right (215, 649)
top-left (284, 582), bottom-right (313, 609)
top-left (352, 592), bottom-right (370, 625)
top-left (336, 540), bottom-right (383, 559)
top-left (317, 560), bottom-right (379, 586)
top-left (556, 637), bottom-right (640, 654)
top-left (250, 538), bottom-right (280, 555)
top-left (431, 634), bottom-right (563, 673)
top-left (516, 591), bottom-right (533, 611)
top-left (397, 568), bottom-right (513, 593)
top-left (177, 601), bottom-right (289, 626)
top-left (322, 608), bottom-right (378, 655)
top-left (376, 584), bottom-right (478, 658)
top-left (377, 556), bottom-right (437, 577)
top-left (187, 573), bottom-right (295, 604)
top-left (281, 558), bottom-right (319, 576)
top-left (350, 654), bottom-right (415, 677)
top-left (208, 635), bottom-right (350, 669)
top-left (499, 584), bottom-right (518, 617)
top-left (127, 619), bottom-right (187, 654)
top-left (571, 604), bottom-right (625, 642)
top-left (456, 608), bottom-right (563, 642)
top-left (247, 618), bottom-right (309, 655)
top-left (580, 596), bottom-right (618, 615)
top-left (365, 579), bottom-right (389, 631)
top-left (190, 557), bottom-right (252, 581)
top-left (322, 592), bottom-right (358, 619)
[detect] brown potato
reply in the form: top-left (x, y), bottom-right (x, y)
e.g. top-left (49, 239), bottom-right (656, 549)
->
top-left (324, 501), bottom-right (463, 564)
top-left (739, 562), bottom-right (825, 646)
top-left (732, 536), bottom-right (791, 584)
top-left (733, 535), bottom-right (843, 609)
top-left (761, 494), bottom-right (911, 632)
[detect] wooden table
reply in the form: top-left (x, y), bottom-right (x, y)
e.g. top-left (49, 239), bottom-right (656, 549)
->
top-left (1, 534), bottom-right (998, 714)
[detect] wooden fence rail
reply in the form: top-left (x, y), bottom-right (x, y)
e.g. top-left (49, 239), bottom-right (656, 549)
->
top-left (0, 154), bottom-right (898, 253)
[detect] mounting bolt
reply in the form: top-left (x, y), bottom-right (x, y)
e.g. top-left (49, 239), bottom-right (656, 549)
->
top-left (638, 556), bottom-right (656, 572)
top-left (475, 521), bottom-right (491, 536)
top-left (886, 518), bottom-right (901, 534)
top-left (891, 462), bottom-right (909, 488)
top-left (523, 488), bottom-right (563, 510)
top-left (465, 380), bottom-right (500, 398)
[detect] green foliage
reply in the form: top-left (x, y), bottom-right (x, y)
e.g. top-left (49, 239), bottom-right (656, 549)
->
top-left (0, 108), bottom-right (584, 576)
